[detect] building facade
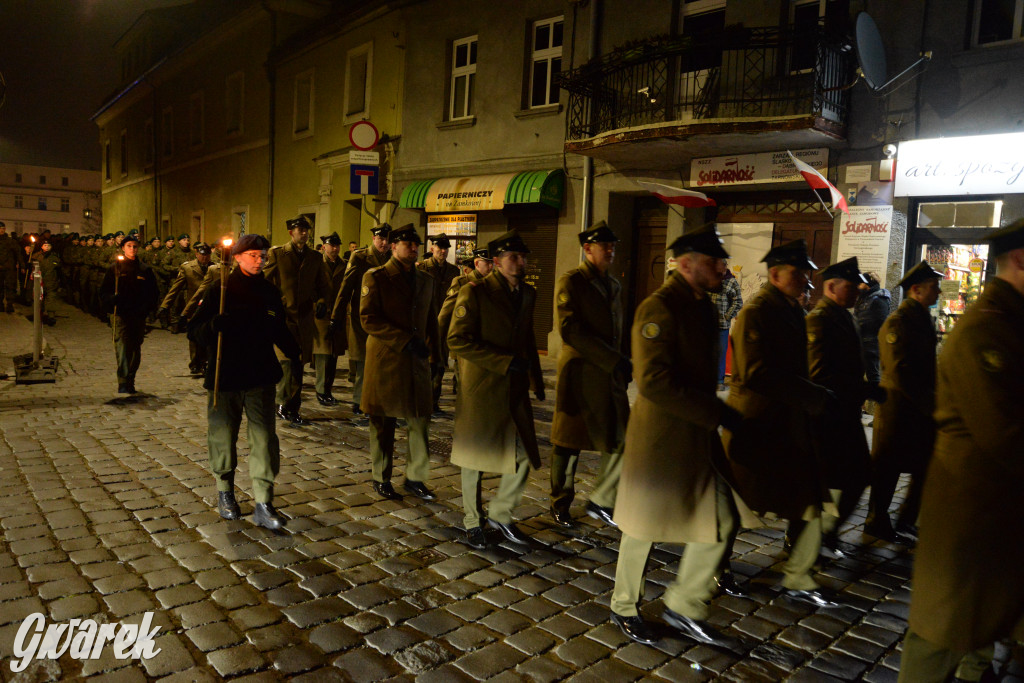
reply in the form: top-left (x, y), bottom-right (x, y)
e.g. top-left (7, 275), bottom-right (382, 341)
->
top-left (0, 163), bottom-right (101, 235)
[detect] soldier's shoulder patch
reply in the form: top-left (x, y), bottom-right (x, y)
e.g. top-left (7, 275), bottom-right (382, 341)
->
top-left (745, 329), bottom-right (760, 343)
top-left (361, 284), bottom-right (370, 296)
top-left (980, 349), bottom-right (1005, 373)
top-left (557, 292), bottom-right (569, 305)
top-left (807, 332), bottom-right (817, 343)
top-left (641, 322), bottom-right (660, 339)
top-left (267, 309), bottom-right (277, 317)
top-left (448, 286), bottom-right (458, 296)
top-left (886, 331), bottom-right (898, 344)
top-left (455, 305), bottom-right (467, 319)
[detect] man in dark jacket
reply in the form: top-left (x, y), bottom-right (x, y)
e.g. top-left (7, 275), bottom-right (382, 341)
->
top-left (854, 273), bottom-right (891, 390)
top-left (100, 235), bottom-right (159, 394)
top-left (187, 234), bottom-right (301, 530)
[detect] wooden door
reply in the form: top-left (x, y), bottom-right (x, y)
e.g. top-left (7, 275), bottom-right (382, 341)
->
top-left (774, 222), bottom-right (834, 304)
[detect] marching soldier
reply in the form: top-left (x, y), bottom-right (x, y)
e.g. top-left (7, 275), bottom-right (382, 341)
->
top-left (330, 224), bottom-right (392, 415)
top-left (865, 260), bottom-right (943, 542)
top-left (720, 239), bottom-right (838, 607)
top-left (610, 225), bottom-right (755, 646)
top-left (437, 247), bottom-right (492, 396)
top-left (418, 233), bottom-right (461, 411)
top-left (264, 214), bottom-right (330, 425)
top-left (360, 224), bottom-right (440, 501)
top-left (187, 234), bottom-right (301, 531)
top-left (99, 234), bottom-right (159, 393)
top-left (313, 232), bottom-right (348, 405)
top-left (0, 221), bottom-right (25, 313)
top-left (549, 221), bottom-right (630, 528)
top-left (159, 234), bottom-right (192, 328)
top-left (898, 221), bottom-right (1024, 683)
top-left (31, 239), bottom-right (61, 325)
top-left (806, 257), bottom-right (884, 555)
top-left (160, 242), bottom-right (214, 373)
top-left (448, 230), bottom-right (545, 549)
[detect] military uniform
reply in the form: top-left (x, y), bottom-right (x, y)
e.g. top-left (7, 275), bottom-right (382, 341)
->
top-left (360, 228), bottom-right (440, 499)
top-left (1, 226), bottom-right (25, 312)
top-left (448, 231), bottom-right (544, 545)
top-left (99, 240), bottom-right (159, 393)
top-left (30, 246), bottom-right (61, 323)
top-left (160, 238), bottom-right (193, 327)
top-left (312, 234), bottom-right (348, 404)
top-left (418, 235), bottom-right (460, 408)
top-left (899, 224), bottom-right (1024, 682)
top-left (163, 246), bottom-right (213, 373)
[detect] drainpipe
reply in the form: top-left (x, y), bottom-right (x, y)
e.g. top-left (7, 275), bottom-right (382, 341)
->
top-left (580, 0), bottom-right (600, 231)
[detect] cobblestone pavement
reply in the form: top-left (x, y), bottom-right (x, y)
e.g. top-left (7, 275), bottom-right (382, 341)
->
top-left (0, 299), bottom-right (915, 682)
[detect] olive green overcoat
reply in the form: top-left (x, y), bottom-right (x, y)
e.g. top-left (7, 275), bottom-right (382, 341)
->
top-left (359, 257), bottom-right (439, 418)
top-left (418, 256), bottom-right (460, 360)
top-left (161, 259), bottom-right (211, 312)
top-left (448, 271), bottom-right (544, 474)
top-left (263, 241), bottom-right (330, 364)
top-left (550, 259), bottom-right (629, 453)
top-left (909, 277), bottom-right (1024, 651)
top-left (313, 255), bottom-right (347, 355)
top-left (438, 269), bottom-right (484, 348)
top-left (614, 272), bottom-right (759, 543)
top-left (331, 245), bottom-right (390, 361)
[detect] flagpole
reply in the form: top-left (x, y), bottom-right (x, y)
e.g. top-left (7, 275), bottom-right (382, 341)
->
top-left (810, 188), bottom-right (834, 219)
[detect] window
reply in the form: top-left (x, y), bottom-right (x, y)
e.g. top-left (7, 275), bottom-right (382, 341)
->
top-left (39, 175), bottom-right (46, 184)
top-left (449, 36), bottom-right (477, 119)
top-left (344, 43), bottom-right (372, 120)
top-left (104, 140), bottom-right (111, 181)
top-left (972, 0), bottom-right (1024, 46)
top-left (60, 198), bottom-right (69, 212)
top-left (790, 0), bottom-right (825, 71)
top-left (293, 70), bottom-right (314, 137)
top-left (161, 107), bottom-right (174, 158)
top-left (38, 223), bottom-right (47, 230)
top-left (120, 129), bottom-right (128, 176)
top-left (189, 92), bottom-right (204, 148)
top-left (61, 176), bottom-right (68, 186)
top-left (38, 197), bottom-right (47, 210)
top-left (232, 205), bottom-right (249, 237)
top-left (14, 196), bottom-right (22, 208)
top-left (143, 119), bottom-right (154, 167)
top-left (225, 72), bottom-right (244, 135)
top-left (15, 173), bottom-right (22, 183)
top-left (529, 17), bottom-right (563, 108)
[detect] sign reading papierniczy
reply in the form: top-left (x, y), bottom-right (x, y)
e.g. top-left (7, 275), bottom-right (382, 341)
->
top-left (425, 174), bottom-right (517, 212)
top-left (689, 148), bottom-right (828, 188)
top-left (895, 132), bottom-right (1024, 197)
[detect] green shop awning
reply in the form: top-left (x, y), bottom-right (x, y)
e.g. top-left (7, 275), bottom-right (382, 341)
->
top-left (398, 169), bottom-right (564, 212)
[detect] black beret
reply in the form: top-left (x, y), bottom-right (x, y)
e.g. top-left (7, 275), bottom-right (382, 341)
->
top-left (164, 236), bottom-right (175, 242)
top-left (668, 223), bottom-right (729, 258)
top-left (114, 230), bottom-right (125, 238)
top-left (819, 256), bottom-right (868, 284)
top-left (286, 215), bottom-right (313, 231)
top-left (150, 236), bottom-right (161, 243)
top-left (194, 242), bottom-right (212, 255)
top-left (897, 260), bottom-right (944, 290)
top-left (762, 239), bottom-right (817, 270)
top-left (986, 218), bottom-right (1024, 257)
top-left (232, 234), bottom-right (271, 255)
top-left (429, 233), bottom-right (452, 249)
top-left (121, 234), bottom-right (140, 246)
top-left (371, 223), bottom-right (392, 237)
top-left (389, 223), bottom-right (422, 244)
top-left (177, 233), bottom-right (190, 241)
top-left (320, 231), bottom-right (342, 246)
top-left (488, 230), bottom-right (530, 256)
top-left (578, 221), bottom-right (619, 246)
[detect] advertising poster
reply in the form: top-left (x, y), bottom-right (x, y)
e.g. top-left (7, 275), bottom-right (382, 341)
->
top-left (835, 205), bottom-right (893, 287)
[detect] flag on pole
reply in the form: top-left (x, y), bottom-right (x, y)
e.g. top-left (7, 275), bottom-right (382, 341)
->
top-left (635, 181), bottom-right (716, 208)
top-left (787, 150), bottom-right (849, 215)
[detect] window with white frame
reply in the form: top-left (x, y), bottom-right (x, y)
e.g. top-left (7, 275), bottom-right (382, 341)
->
top-left (449, 36), bottom-right (477, 120)
top-left (294, 70), bottom-right (314, 137)
top-left (530, 17), bottom-right (563, 108)
top-left (189, 92), bottom-right (205, 148)
top-left (143, 119), bottom-right (154, 167)
top-left (161, 107), bottom-right (174, 158)
top-left (226, 71), bottom-right (244, 135)
top-left (120, 129), bottom-right (128, 177)
top-left (344, 43), bottom-right (372, 120)
top-left (972, 0), bottom-right (1024, 46)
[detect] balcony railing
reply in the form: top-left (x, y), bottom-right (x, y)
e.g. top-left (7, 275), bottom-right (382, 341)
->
top-left (557, 26), bottom-right (856, 141)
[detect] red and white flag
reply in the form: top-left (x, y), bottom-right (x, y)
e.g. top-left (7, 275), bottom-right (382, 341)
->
top-left (787, 150), bottom-right (848, 215)
top-left (635, 181), bottom-right (716, 208)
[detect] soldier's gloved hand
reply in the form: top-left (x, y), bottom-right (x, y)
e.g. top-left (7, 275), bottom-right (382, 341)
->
top-left (507, 357), bottom-right (529, 374)
top-left (866, 384), bottom-right (887, 404)
top-left (328, 319), bottom-right (339, 333)
top-left (614, 357), bottom-right (633, 382)
top-left (719, 404), bottom-right (744, 433)
top-left (315, 302), bottom-right (328, 319)
top-left (534, 388), bottom-right (546, 402)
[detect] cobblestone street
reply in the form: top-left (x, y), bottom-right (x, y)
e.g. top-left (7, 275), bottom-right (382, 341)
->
top-left (0, 299), bottom-right (914, 682)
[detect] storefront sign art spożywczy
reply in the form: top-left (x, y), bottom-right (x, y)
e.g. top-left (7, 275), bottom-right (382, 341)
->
top-left (895, 132), bottom-right (1024, 197)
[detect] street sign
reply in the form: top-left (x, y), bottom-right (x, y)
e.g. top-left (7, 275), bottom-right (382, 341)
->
top-left (350, 164), bottom-right (379, 195)
top-left (349, 150), bottom-right (379, 165)
top-left (349, 121), bottom-right (380, 150)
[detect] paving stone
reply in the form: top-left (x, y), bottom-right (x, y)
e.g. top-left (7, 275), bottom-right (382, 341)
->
top-left (282, 597), bottom-right (352, 628)
top-left (515, 654), bottom-right (576, 683)
top-left (173, 600), bottom-right (228, 629)
top-left (554, 633), bottom-right (612, 668)
top-left (185, 621), bottom-right (245, 652)
top-left (271, 642), bottom-right (324, 674)
top-left (48, 593), bottom-right (100, 620)
top-left (331, 647), bottom-right (403, 683)
top-left (206, 644), bottom-right (266, 677)
top-left (444, 624), bottom-right (497, 651)
top-left (808, 649), bottom-right (872, 680)
top-left (155, 583), bottom-right (207, 609)
top-left (453, 641), bottom-right (528, 679)
top-left (308, 622), bottom-right (363, 654)
top-left (863, 663), bottom-right (900, 683)
top-left (614, 641), bottom-right (671, 670)
top-left (405, 608), bottom-right (463, 637)
top-left (140, 634), bottom-right (195, 677)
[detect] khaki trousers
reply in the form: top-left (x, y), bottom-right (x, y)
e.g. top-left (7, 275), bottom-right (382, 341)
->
top-left (314, 353), bottom-right (338, 395)
top-left (350, 359), bottom-right (365, 405)
top-left (550, 444), bottom-right (624, 512)
top-left (113, 315), bottom-right (146, 386)
top-left (783, 515), bottom-right (823, 591)
top-left (461, 435), bottom-right (530, 529)
top-left (276, 358), bottom-right (304, 411)
top-left (368, 415), bottom-right (431, 484)
top-left (207, 384), bottom-right (279, 503)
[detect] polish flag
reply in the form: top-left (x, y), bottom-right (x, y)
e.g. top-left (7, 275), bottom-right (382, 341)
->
top-left (635, 181), bottom-right (716, 208)
top-left (787, 150), bottom-right (849, 214)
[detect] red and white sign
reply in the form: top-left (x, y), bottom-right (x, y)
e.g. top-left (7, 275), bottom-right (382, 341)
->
top-left (348, 121), bottom-right (379, 151)
top-left (690, 148), bottom-right (829, 188)
top-left (835, 205), bottom-right (893, 287)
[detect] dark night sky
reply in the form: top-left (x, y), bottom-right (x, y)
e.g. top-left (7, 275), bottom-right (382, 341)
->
top-left (0, 0), bottom-right (181, 171)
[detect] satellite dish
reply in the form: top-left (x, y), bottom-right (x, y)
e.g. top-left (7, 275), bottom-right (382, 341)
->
top-left (854, 12), bottom-right (932, 94)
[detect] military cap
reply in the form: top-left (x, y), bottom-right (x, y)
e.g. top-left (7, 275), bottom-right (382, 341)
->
top-left (472, 247), bottom-right (490, 260)
top-left (232, 233), bottom-right (271, 255)
top-left (429, 233), bottom-right (452, 249)
top-left (762, 239), bottom-right (817, 270)
top-left (128, 228), bottom-right (139, 235)
top-left (164, 236), bottom-right (175, 243)
top-left (320, 231), bottom-right (342, 246)
top-left (194, 242), bottom-right (212, 255)
top-left (104, 233), bottom-right (114, 240)
top-left (150, 236), bottom-right (161, 244)
top-left (986, 217), bottom-right (1024, 257)
top-left (458, 254), bottom-right (475, 267)
top-left (114, 230), bottom-right (125, 238)
top-left (370, 223), bottom-right (391, 237)
top-left (819, 256), bottom-right (868, 284)
top-left (388, 223), bottom-right (422, 244)
top-left (0, 221), bottom-right (5, 227)
top-left (286, 214), bottom-right (313, 231)
top-left (578, 220), bottom-right (619, 246)
top-left (488, 229), bottom-right (530, 256)
top-left (177, 233), bottom-right (190, 241)
top-left (897, 260), bottom-right (944, 290)
top-left (121, 234), bottom-right (140, 246)
top-left (668, 223), bottom-right (729, 258)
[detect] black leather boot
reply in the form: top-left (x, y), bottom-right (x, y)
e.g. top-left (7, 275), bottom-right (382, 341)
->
top-left (218, 491), bottom-right (240, 520)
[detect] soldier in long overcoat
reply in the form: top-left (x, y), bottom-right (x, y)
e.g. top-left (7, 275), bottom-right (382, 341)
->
top-left (549, 221), bottom-right (630, 529)
top-left (609, 226), bottom-right (757, 647)
top-left (263, 215), bottom-right (330, 424)
top-left (161, 243), bottom-right (213, 373)
top-left (899, 222), bottom-right (1024, 682)
top-left (418, 233), bottom-right (461, 410)
top-left (360, 225), bottom-right (440, 501)
top-left (448, 230), bottom-right (544, 549)
top-left (720, 239), bottom-right (836, 605)
top-left (866, 260), bottom-right (942, 541)
top-left (330, 224), bottom-right (391, 414)
top-left (312, 232), bottom-right (348, 405)
top-left (438, 248), bottom-right (492, 394)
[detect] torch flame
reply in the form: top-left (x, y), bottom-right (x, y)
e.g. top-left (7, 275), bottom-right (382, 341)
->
top-left (117, 255), bottom-right (124, 261)
top-left (30, 235), bottom-right (36, 242)
top-left (222, 238), bottom-right (233, 247)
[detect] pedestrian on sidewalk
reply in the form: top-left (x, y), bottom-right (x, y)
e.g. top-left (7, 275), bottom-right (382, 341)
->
top-left (187, 234), bottom-right (301, 531)
top-left (710, 264), bottom-right (742, 390)
top-left (100, 234), bottom-right (159, 394)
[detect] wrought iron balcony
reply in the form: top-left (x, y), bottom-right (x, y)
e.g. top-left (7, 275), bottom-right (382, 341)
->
top-left (558, 26), bottom-right (856, 143)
